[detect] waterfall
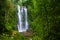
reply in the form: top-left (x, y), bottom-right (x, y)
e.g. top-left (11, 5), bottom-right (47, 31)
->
top-left (17, 5), bottom-right (28, 32)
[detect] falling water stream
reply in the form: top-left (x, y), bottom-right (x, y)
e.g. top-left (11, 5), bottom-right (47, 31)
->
top-left (17, 4), bottom-right (32, 40)
top-left (17, 5), bottom-right (28, 32)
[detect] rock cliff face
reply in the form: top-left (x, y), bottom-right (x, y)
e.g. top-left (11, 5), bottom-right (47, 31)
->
top-left (20, 31), bottom-right (33, 37)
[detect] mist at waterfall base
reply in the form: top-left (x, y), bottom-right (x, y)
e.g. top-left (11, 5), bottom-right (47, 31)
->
top-left (17, 5), bottom-right (28, 32)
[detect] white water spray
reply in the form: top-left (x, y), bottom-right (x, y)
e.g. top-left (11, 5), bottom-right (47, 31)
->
top-left (17, 5), bottom-right (28, 32)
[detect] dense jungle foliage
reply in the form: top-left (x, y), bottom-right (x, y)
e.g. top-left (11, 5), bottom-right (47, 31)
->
top-left (27, 0), bottom-right (60, 40)
top-left (0, 0), bottom-right (60, 40)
